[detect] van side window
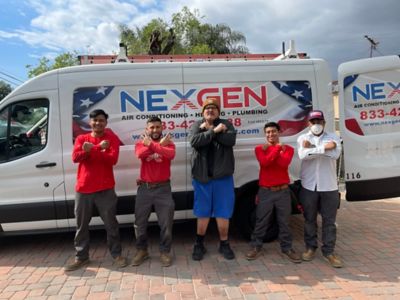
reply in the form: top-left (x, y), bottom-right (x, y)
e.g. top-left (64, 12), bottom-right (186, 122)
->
top-left (0, 99), bottom-right (49, 163)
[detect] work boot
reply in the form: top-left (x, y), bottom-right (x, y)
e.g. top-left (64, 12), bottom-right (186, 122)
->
top-left (114, 256), bottom-right (128, 268)
top-left (282, 249), bottom-right (302, 263)
top-left (302, 248), bottom-right (316, 261)
top-left (64, 258), bottom-right (89, 271)
top-left (192, 243), bottom-right (207, 261)
top-left (132, 249), bottom-right (149, 266)
top-left (324, 253), bottom-right (343, 268)
top-left (160, 252), bottom-right (172, 267)
top-left (218, 241), bottom-right (235, 260)
top-left (245, 247), bottom-right (262, 260)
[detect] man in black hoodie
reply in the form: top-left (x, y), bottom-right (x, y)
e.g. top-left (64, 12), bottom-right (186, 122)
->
top-left (189, 97), bottom-right (236, 261)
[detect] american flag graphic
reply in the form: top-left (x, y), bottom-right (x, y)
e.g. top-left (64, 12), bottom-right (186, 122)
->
top-left (72, 86), bottom-right (114, 139)
top-left (343, 75), bottom-right (358, 88)
top-left (342, 75), bottom-right (364, 135)
top-left (271, 80), bottom-right (312, 136)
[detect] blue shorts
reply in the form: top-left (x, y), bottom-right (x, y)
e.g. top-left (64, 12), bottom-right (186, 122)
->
top-left (192, 176), bottom-right (235, 219)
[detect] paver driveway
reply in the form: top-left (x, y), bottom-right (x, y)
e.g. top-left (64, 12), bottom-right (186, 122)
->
top-left (1, 196), bottom-right (400, 299)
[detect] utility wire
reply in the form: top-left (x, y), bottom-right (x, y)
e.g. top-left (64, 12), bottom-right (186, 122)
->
top-left (0, 76), bottom-right (20, 86)
top-left (0, 71), bottom-right (24, 83)
top-left (375, 48), bottom-right (385, 56)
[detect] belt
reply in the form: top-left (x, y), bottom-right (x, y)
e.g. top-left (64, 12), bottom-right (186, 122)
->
top-left (136, 179), bottom-right (170, 189)
top-left (262, 184), bottom-right (289, 192)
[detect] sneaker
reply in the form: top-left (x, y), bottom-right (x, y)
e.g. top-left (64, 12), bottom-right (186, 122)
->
top-left (114, 256), bottom-right (128, 268)
top-left (218, 242), bottom-right (235, 260)
top-left (64, 258), bottom-right (89, 271)
top-left (132, 249), bottom-right (149, 266)
top-left (192, 244), bottom-right (207, 261)
top-left (160, 252), bottom-right (172, 267)
top-left (324, 253), bottom-right (343, 268)
top-left (302, 248), bottom-right (316, 261)
top-left (282, 249), bottom-right (302, 263)
top-left (245, 247), bottom-right (262, 260)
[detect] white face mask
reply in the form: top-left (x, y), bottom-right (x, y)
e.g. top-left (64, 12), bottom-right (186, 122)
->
top-left (310, 124), bottom-right (324, 135)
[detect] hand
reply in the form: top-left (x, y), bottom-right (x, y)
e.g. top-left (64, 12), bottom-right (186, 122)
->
top-left (200, 121), bottom-right (214, 130)
top-left (141, 134), bottom-right (151, 147)
top-left (99, 140), bottom-right (110, 150)
top-left (82, 142), bottom-right (94, 153)
top-left (160, 132), bottom-right (172, 146)
top-left (324, 141), bottom-right (337, 150)
top-left (213, 123), bottom-right (227, 133)
top-left (303, 140), bottom-right (315, 148)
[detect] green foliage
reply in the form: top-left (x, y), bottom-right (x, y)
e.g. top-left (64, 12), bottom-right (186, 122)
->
top-left (171, 7), bottom-right (203, 53)
top-left (119, 24), bottom-right (144, 54)
top-left (191, 44), bottom-right (212, 54)
top-left (0, 81), bottom-right (12, 100)
top-left (120, 6), bottom-right (248, 55)
top-left (26, 52), bottom-right (79, 78)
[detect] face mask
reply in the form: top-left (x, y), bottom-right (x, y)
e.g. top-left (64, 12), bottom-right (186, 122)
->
top-left (310, 124), bottom-right (323, 135)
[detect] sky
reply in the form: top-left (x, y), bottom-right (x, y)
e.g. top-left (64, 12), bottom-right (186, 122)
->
top-left (0, 0), bottom-right (399, 87)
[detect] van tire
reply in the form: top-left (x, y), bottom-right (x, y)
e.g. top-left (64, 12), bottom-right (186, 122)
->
top-left (234, 184), bottom-right (279, 243)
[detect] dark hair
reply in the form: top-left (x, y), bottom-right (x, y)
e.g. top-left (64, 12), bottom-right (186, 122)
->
top-left (89, 109), bottom-right (108, 119)
top-left (264, 121), bottom-right (280, 131)
top-left (147, 116), bottom-right (162, 123)
top-left (11, 105), bottom-right (30, 118)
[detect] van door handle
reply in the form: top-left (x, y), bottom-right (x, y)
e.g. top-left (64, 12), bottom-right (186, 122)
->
top-left (36, 162), bottom-right (57, 168)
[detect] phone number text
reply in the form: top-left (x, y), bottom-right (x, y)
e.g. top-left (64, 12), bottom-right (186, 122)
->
top-left (360, 108), bottom-right (400, 120)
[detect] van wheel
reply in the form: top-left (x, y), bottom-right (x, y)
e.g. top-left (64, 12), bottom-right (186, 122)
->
top-left (234, 186), bottom-right (279, 243)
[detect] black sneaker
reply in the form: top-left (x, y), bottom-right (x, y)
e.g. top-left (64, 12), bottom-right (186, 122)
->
top-left (192, 244), bottom-right (207, 261)
top-left (218, 242), bottom-right (235, 260)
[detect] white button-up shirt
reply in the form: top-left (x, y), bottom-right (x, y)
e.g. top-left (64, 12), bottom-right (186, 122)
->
top-left (297, 130), bottom-right (341, 191)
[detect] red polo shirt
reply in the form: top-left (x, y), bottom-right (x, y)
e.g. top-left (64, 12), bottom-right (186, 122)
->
top-left (255, 144), bottom-right (294, 187)
top-left (135, 140), bottom-right (175, 183)
top-left (72, 130), bottom-right (120, 193)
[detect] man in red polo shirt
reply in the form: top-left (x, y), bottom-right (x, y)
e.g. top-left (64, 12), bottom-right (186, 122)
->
top-left (65, 109), bottom-right (127, 271)
top-left (245, 122), bottom-right (301, 263)
top-left (132, 116), bottom-right (176, 267)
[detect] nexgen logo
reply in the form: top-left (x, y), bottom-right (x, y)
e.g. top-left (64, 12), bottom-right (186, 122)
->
top-left (352, 82), bottom-right (400, 102)
top-left (120, 86), bottom-right (267, 112)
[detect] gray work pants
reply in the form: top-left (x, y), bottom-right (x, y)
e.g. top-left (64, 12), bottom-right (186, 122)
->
top-left (74, 189), bottom-right (122, 260)
top-left (134, 184), bottom-right (175, 253)
top-left (250, 187), bottom-right (293, 252)
top-left (300, 187), bottom-right (339, 256)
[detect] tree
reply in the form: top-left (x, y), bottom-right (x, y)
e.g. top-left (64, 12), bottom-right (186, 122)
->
top-left (26, 52), bottom-right (79, 78)
top-left (120, 6), bottom-right (248, 55)
top-left (0, 81), bottom-right (12, 100)
top-left (200, 24), bottom-right (249, 54)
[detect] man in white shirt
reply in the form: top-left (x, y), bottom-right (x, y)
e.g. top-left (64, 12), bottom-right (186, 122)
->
top-left (297, 110), bottom-right (342, 268)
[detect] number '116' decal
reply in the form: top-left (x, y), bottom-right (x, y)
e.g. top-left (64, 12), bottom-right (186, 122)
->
top-left (346, 172), bottom-right (361, 180)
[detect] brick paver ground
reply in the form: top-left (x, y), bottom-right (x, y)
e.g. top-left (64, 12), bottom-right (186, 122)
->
top-left (1, 195), bottom-right (400, 299)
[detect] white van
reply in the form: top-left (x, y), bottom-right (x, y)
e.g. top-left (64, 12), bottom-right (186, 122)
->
top-left (0, 55), bottom-right (396, 238)
top-left (338, 55), bottom-right (400, 201)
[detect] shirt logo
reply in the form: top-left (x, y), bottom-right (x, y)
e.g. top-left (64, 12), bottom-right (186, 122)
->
top-left (146, 153), bottom-right (163, 163)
